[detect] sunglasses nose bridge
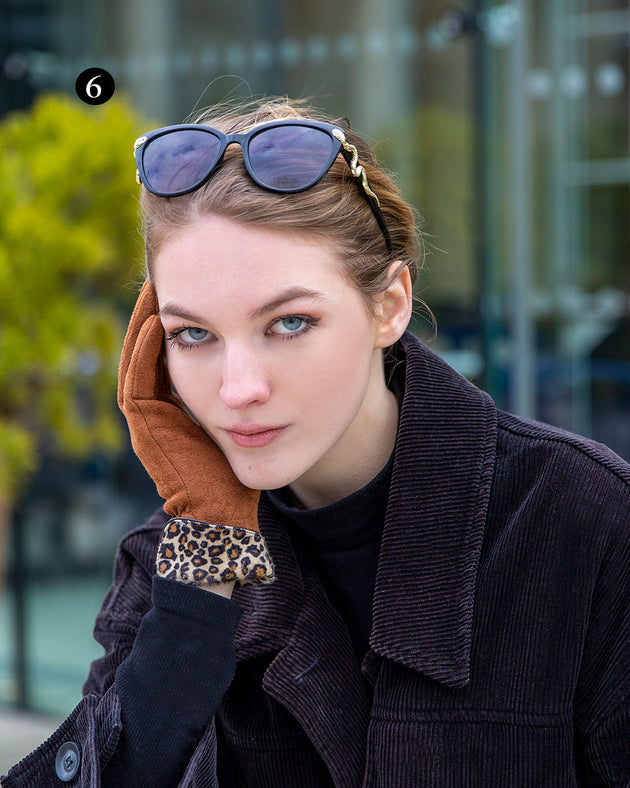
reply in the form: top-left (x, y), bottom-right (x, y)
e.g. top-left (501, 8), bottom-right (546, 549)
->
top-left (223, 131), bottom-right (247, 153)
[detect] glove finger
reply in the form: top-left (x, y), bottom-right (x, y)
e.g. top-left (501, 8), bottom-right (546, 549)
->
top-left (124, 314), bottom-right (166, 403)
top-left (118, 280), bottom-right (159, 409)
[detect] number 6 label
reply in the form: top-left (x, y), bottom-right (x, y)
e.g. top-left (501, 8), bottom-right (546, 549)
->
top-left (75, 68), bottom-right (115, 105)
top-left (86, 75), bottom-right (102, 99)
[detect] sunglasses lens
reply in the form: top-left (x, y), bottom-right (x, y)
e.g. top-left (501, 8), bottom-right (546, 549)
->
top-left (142, 129), bottom-right (223, 194)
top-left (248, 125), bottom-right (336, 191)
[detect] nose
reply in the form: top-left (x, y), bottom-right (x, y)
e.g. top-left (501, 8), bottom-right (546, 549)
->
top-left (219, 344), bottom-right (271, 410)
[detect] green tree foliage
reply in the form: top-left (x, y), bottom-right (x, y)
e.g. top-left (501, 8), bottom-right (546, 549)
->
top-left (0, 93), bottom-right (149, 502)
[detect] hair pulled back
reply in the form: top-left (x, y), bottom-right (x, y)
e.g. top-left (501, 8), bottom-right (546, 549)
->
top-left (141, 97), bottom-right (423, 317)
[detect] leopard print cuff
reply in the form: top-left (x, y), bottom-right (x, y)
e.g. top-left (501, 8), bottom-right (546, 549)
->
top-left (156, 517), bottom-right (275, 587)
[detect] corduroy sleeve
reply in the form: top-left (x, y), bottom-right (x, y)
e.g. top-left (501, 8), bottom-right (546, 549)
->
top-left (103, 576), bottom-right (241, 787)
top-left (1, 517), bottom-right (242, 788)
top-left (573, 485), bottom-right (630, 785)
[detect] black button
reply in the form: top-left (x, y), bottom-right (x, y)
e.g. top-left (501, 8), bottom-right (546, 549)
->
top-left (55, 742), bottom-right (81, 782)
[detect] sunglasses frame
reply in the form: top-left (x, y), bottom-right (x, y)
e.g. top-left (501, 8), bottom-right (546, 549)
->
top-left (134, 119), bottom-right (392, 254)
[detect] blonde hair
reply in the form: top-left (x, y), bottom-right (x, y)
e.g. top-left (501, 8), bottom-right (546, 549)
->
top-left (141, 97), bottom-right (423, 318)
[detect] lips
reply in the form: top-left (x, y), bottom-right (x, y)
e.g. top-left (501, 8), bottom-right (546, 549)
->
top-left (223, 425), bottom-right (287, 448)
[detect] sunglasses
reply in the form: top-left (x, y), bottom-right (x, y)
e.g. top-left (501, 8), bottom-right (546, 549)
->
top-left (134, 119), bottom-right (392, 254)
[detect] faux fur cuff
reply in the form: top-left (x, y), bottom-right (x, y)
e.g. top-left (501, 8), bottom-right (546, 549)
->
top-left (156, 517), bottom-right (275, 587)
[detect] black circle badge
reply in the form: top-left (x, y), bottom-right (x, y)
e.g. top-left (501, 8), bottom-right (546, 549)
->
top-left (75, 68), bottom-right (115, 105)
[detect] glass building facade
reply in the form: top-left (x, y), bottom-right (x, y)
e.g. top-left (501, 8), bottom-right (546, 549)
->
top-left (1, 0), bottom-right (628, 719)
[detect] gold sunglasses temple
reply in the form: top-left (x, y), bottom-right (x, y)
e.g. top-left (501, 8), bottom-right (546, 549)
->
top-left (332, 129), bottom-right (381, 205)
top-left (332, 127), bottom-right (392, 254)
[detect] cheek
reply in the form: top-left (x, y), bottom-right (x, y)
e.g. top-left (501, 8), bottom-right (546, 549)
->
top-left (293, 329), bottom-right (373, 411)
top-left (165, 349), bottom-right (214, 409)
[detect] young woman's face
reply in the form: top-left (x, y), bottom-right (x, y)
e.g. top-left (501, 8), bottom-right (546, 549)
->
top-left (154, 215), bottom-right (404, 505)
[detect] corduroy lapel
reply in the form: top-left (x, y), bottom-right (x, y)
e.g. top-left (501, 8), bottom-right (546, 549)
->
top-left (369, 332), bottom-right (497, 688)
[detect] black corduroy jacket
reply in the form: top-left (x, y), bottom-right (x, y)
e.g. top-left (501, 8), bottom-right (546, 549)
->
top-left (4, 331), bottom-right (630, 786)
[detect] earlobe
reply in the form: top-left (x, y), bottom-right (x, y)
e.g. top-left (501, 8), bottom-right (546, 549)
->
top-left (374, 262), bottom-right (413, 349)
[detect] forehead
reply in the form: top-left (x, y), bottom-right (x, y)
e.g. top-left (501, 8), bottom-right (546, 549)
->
top-left (154, 215), bottom-right (345, 288)
top-left (151, 215), bottom-right (363, 319)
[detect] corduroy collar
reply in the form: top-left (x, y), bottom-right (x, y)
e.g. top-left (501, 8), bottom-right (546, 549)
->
top-left (234, 331), bottom-right (497, 689)
top-left (370, 331), bottom-right (497, 687)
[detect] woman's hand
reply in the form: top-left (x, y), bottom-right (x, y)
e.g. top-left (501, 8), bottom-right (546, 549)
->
top-left (118, 281), bottom-right (275, 588)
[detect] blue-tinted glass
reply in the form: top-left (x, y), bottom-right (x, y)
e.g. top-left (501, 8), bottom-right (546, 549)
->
top-left (143, 129), bottom-right (222, 193)
top-left (248, 125), bottom-right (334, 190)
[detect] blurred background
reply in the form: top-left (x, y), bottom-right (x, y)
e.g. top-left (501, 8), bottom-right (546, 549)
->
top-left (0, 0), bottom-right (628, 766)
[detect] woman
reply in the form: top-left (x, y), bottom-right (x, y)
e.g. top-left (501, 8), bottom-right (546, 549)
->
top-left (4, 98), bottom-right (630, 786)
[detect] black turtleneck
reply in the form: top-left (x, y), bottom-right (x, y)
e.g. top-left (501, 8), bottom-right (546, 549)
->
top-left (264, 448), bottom-right (394, 661)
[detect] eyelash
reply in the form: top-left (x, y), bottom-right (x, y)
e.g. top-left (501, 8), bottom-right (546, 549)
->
top-left (166, 327), bottom-right (206, 351)
top-left (166, 315), bottom-right (320, 351)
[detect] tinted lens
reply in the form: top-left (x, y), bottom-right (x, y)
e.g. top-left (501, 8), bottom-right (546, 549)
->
top-left (248, 125), bottom-right (336, 190)
top-left (142, 129), bottom-right (223, 194)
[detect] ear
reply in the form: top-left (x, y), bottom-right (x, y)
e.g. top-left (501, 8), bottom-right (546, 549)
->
top-left (373, 262), bottom-right (413, 349)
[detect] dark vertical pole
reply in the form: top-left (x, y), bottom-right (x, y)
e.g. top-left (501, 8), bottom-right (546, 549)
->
top-left (258, 0), bottom-right (284, 94)
top-left (11, 508), bottom-right (28, 710)
top-left (0, 0), bottom-right (10, 117)
top-left (471, 0), bottom-right (496, 400)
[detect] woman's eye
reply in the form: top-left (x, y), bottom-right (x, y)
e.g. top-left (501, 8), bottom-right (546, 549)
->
top-left (274, 316), bottom-right (305, 334)
top-left (166, 326), bottom-right (211, 349)
top-left (184, 327), bottom-right (209, 342)
top-left (270, 315), bottom-right (318, 339)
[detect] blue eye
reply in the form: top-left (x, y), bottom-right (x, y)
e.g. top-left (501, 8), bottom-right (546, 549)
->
top-left (269, 315), bottom-right (319, 340)
top-left (277, 317), bottom-right (304, 333)
top-left (166, 326), bottom-right (211, 350)
top-left (184, 327), bottom-right (209, 342)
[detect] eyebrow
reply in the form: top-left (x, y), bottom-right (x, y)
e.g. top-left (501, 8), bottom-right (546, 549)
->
top-left (159, 286), bottom-right (327, 324)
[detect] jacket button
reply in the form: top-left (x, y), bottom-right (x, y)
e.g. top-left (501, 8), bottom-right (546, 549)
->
top-left (55, 742), bottom-right (81, 782)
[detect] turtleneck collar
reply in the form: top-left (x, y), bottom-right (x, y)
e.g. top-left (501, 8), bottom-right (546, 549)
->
top-left (264, 450), bottom-right (394, 551)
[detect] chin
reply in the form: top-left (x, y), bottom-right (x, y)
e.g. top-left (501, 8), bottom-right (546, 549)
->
top-left (230, 460), bottom-right (304, 493)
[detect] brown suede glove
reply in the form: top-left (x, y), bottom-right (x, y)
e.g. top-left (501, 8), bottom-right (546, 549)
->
top-left (118, 280), bottom-right (275, 587)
